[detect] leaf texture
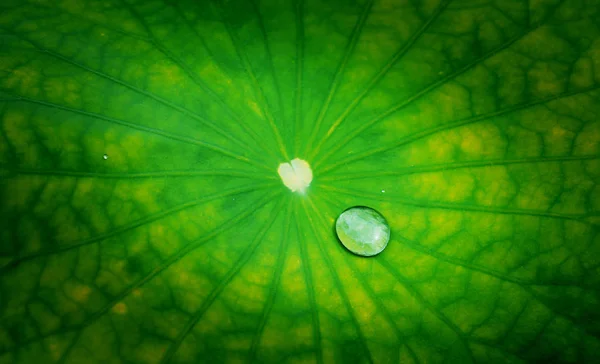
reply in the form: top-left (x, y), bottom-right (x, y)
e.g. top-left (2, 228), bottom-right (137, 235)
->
top-left (1, 0), bottom-right (600, 363)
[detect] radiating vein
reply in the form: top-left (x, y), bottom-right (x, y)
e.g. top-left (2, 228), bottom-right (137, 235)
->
top-left (308, 195), bottom-right (409, 354)
top-left (160, 197), bottom-right (285, 363)
top-left (319, 155), bottom-right (600, 181)
top-left (295, 202), bottom-right (323, 364)
top-left (302, 0), bottom-right (374, 157)
top-left (294, 0), bottom-right (305, 157)
top-left (321, 185), bottom-right (595, 224)
top-left (309, 0), bottom-right (453, 161)
top-left (166, 0), bottom-right (277, 162)
top-left (378, 258), bottom-right (476, 363)
top-left (301, 199), bottom-right (374, 364)
top-left (249, 0), bottom-right (287, 153)
top-left (248, 198), bottom-right (292, 362)
top-left (0, 96), bottom-right (271, 171)
top-left (6, 167), bottom-right (276, 180)
top-left (123, 0), bottom-right (276, 161)
top-left (0, 28), bottom-right (269, 164)
top-left (326, 195), bottom-right (597, 340)
top-left (0, 183), bottom-right (276, 273)
top-left (391, 234), bottom-right (600, 333)
top-left (217, 1), bottom-right (289, 161)
top-left (404, 343), bottom-right (420, 364)
top-left (314, 22), bottom-right (547, 169)
top-left (54, 190), bottom-right (281, 363)
top-left (317, 85), bottom-right (600, 173)
top-left (392, 234), bottom-right (586, 288)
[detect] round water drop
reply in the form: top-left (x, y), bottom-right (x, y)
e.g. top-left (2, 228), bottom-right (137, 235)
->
top-left (103, 154), bottom-right (108, 160)
top-left (335, 206), bottom-right (390, 257)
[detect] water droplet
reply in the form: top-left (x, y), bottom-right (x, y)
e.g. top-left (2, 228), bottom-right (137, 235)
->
top-left (335, 206), bottom-right (390, 257)
top-left (103, 154), bottom-right (108, 160)
top-left (381, 189), bottom-right (385, 193)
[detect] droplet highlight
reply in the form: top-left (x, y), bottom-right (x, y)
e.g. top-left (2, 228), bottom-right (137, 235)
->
top-left (103, 154), bottom-right (108, 160)
top-left (335, 206), bottom-right (390, 257)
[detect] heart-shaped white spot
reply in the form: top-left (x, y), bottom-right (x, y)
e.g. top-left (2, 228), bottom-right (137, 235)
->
top-left (277, 158), bottom-right (313, 193)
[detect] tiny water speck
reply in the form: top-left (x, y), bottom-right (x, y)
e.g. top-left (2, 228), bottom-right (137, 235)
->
top-left (103, 154), bottom-right (108, 160)
top-left (335, 206), bottom-right (390, 257)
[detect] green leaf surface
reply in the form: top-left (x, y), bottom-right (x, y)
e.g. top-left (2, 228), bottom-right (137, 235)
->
top-left (1, 0), bottom-right (600, 362)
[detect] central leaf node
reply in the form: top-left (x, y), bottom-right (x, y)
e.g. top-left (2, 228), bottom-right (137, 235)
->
top-left (277, 158), bottom-right (313, 193)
